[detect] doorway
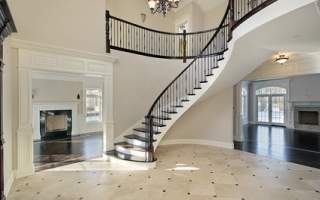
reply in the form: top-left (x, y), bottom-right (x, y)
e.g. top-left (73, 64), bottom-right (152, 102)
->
top-left (256, 87), bottom-right (286, 125)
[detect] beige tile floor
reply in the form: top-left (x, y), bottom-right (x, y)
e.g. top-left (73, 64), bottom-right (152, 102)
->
top-left (8, 144), bottom-right (320, 200)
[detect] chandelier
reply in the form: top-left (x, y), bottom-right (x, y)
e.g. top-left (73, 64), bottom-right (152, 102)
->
top-left (148, 0), bottom-right (181, 16)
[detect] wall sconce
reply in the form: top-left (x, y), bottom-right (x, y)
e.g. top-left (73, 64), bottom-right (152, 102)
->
top-left (77, 93), bottom-right (81, 100)
top-left (274, 54), bottom-right (289, 65)
top-left (141, 13), bottom-right (146, 23)
top-left (32, 89), bottom-right (37, 99)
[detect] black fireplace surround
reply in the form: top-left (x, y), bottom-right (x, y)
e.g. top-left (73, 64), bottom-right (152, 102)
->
top-left (40, 110), bottom-right (72, 140)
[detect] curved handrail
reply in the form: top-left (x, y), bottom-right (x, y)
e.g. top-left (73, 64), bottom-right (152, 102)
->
top-left (107, 13), bottom-right (225, 60)
top-left (110, 15), bottom-right (220, 36)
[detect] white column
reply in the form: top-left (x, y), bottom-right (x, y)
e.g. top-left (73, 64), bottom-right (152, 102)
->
top-left (103, 74), bottom-right (114, 152)
top-left (16, 68), bottom-right (34, 178)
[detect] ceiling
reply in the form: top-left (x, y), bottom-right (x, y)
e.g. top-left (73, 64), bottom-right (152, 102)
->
top-left (200, 0), bottom-right (320, 101)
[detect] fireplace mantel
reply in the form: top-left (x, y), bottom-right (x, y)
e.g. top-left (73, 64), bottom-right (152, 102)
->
top-left (32, 101), bottom-right (80, 140)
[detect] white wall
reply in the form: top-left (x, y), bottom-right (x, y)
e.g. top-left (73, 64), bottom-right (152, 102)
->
top-left (106, 0), bottom-right (175, 32)
top-left (3, 43), bottom-right (19, 196)
top-left (162, 87), bottom-right (234, 147)
top-left (113, 51), bottom-right (186, 138)
top-left (203, 2), bottom-right (228, 30)
top-left (32, 79), bottom-right (83, 103)
top-left (290, 74), bottom-right (320, 102)
top-left (8, 0), bottom-right (106, 54)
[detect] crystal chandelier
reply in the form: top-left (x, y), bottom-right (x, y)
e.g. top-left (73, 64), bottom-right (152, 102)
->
top-left (148, 0), bottom-right (181, 16)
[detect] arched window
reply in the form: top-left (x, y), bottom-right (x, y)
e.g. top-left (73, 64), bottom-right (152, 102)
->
top-left (256, 87), bottom-right (286, 96)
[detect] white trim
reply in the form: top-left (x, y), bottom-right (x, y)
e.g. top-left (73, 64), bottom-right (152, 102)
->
top-left (4, 171), bottom-right (16, 196)
top-left (6, 38), bottom-right (118, 63)
top-left (159, 139), bottom-right (234, 149)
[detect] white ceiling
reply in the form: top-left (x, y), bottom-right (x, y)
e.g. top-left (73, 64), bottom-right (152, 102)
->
top-left (200, 0), bottom-right (320, 101)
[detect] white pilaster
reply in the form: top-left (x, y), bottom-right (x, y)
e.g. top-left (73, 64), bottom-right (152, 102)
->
top-left (16, 68), bottom-right (35, 178)
top-left (103, 74), bottom-right (114, 152)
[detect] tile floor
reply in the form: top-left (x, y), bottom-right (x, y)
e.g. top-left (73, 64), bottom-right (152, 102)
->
top-left (8, 144), bottom-right (320, 200)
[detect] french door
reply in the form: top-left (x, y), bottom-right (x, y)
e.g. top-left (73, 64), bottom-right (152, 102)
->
top-left (257, 95), bottom-right (285, 125)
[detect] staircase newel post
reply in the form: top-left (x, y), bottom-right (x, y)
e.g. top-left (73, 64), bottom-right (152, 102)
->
top-left (183, 29), bottom-right (187, 63)
top-left (106, 10), bottom-right (111, 53)
top-left (228, 0), bottom-right (235, 42)
top-left (146, 116), bottom-right (155, 162)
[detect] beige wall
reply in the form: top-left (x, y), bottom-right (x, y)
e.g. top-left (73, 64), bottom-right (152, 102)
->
top-left (8, 0), bottom-right (106, 54)
top-left (106, 0), bottom-right (175, 32)
top-left (113, 51), bottom-right (186, 137)
top-left (203, 1), bottom-right (228, 30)
top-left (3, 43), bottom-right (19, 196)
top-left (32, 79), bottom-right (83, 102)
top-left (163, 87), bottom-right (234, 145)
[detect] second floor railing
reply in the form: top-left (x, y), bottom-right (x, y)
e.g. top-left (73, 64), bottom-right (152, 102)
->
top-left (106, 13), bottom-right (227, 62)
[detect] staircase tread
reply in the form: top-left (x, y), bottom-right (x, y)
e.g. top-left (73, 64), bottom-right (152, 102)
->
top-left (188, 93), bottom-right (196, 96)
top-left (200, 81), bottom-right (208, 83)
top-left (146, 115), bottom-right (171, 120)
top-left (142, 121), bottom-right (166, 127)
top-left (125, 133), bottom-right (157, 142)
top-left (134, 127), bottom-right (161, 134)
top-left (194, 87), bottom-right (202, 90)
top-left (162, 110), bottom-right (178, 114)
top-left (172, 105), bottom-right (183, 107)
top-left (181, 99), bottom-right (189, 102)
top-left (206, 74), bottom-right (214, 76)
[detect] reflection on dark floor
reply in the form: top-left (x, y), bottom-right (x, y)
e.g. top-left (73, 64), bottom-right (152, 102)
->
top-left (34, 132), bottom-right (103, 171)
top-left (234, 124), bottom-right (320, 169)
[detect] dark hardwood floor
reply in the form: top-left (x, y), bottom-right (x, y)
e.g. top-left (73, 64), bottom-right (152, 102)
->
top-left (34, 132), bottom-right (103, 171)
top-left (234, 124), bottom-right (320, 169)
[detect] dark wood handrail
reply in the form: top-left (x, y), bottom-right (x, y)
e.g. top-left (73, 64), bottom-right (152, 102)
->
top-left (109, 15), bottom-right (220, 36)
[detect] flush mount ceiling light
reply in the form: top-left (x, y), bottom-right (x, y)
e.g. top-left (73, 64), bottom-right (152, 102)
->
top-left (148, 0), bottom-right (181, 16)
top-left (275, 54), bottom-right (289, 65)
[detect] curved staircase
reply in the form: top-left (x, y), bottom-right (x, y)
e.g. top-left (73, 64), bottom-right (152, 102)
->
top-left (106, 0), bottom-right (279, 162)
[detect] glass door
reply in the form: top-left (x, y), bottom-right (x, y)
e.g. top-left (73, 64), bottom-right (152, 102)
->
top-left (257, 96), bottom-right (269, 123)
top-left (271, 96), bottom-right (285, 124)
top-left (257, 95), bottom-right (285, 125)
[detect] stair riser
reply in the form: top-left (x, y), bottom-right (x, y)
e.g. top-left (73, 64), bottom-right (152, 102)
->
top-left (115, 151), bottom-right (153, 162)
top-left (125, 138), bottom-right (149, 148)
top-left (115, 145), bottom-right (150, 158)
top-left (134, 131), bottom-right (154, 138)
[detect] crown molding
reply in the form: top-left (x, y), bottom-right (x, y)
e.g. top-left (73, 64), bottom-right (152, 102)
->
top-left (5, 38), bottom-right (118, 63)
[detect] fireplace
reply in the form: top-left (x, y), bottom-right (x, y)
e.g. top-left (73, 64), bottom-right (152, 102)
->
top-left (298, 111), bottom-right (319, 125)
top-left (294, 105), bottom-right (320, 132)
top-left (40, 110), bottom-right (72, 140)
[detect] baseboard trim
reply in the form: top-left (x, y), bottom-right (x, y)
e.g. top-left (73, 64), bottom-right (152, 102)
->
top-left (4, 170), bottom-right (16, 196)
top-left (159, 139), bottom-right (234, 149)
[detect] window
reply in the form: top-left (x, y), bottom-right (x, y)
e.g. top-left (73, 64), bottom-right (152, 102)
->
top-left (86, 89), bottom-right (102, 122)
top-left (256, 87), bottom-right (286, 95)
